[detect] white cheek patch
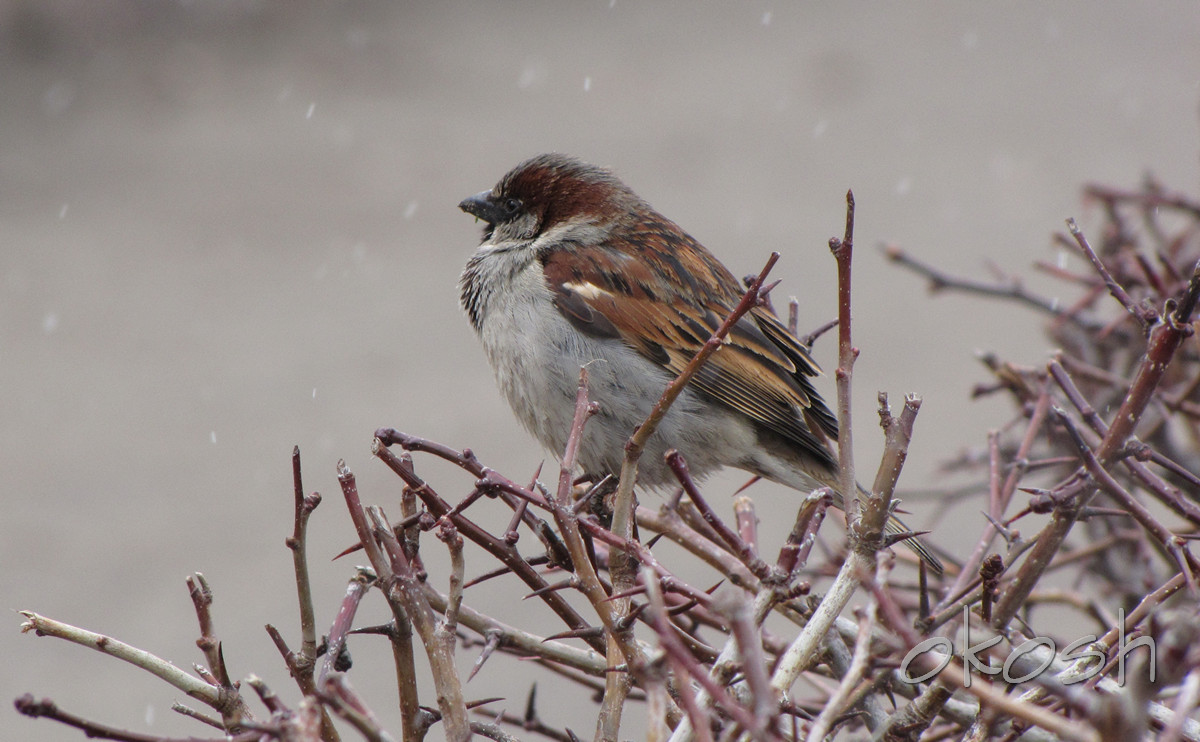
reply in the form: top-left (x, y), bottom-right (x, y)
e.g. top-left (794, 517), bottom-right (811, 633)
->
top-left (478, 234), bottom-right (534, 256)
top-left (530, 219), bottom-right (608, 254)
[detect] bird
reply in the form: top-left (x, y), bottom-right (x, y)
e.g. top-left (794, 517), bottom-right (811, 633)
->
top-left (457, 153), bottom-right (942, 574)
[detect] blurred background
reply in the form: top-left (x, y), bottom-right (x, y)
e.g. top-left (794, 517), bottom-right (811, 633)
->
top-left (3, 2), bottom-right (1199, 740)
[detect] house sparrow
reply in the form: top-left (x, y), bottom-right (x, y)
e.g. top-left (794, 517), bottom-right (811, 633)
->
top-left (458, 153), bottom-right (941, 574)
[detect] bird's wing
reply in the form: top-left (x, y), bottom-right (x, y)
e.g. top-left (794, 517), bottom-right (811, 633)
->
top-left (540, 216), bottom-right (838, 457)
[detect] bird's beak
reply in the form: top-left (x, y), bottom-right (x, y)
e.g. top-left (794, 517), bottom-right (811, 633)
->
top-left (458, 190), bottom-right (503, 225)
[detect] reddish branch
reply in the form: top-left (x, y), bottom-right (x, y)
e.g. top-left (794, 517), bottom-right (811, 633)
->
top-left (18, 177), bottom-right (1200, 742)
top-left (14, 695), bottom-right (265, 742)
top-left (993, 258), bottom-right (1200, 628)
top-left (372, 434), bottom-right (605, 655)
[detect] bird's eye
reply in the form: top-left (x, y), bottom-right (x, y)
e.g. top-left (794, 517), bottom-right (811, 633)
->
top-left (502, 197), bottom-right (522, 216)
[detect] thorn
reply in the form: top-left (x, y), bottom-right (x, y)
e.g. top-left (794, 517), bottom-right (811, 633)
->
top-left (524, 683), bottom-right (538, 724)
top-left (667, 597), bottom-right (701, 616)
top-left (464, 555), bottom-right (550, 589)
top-left (504, 494), bottom-right (531, 546)
top-left (733, 475), bottom-right (762, 496)
top-left (615, 602), bottom-right (648, 630)
top-left (543, 626), bottom-right (604, 642)
top-left (572, 474), bottom-right (615, 514)
top-left (882, 529), bottom-right (932, 549)
top-left (1078, 506), bottom-right (1135, 520)
top-left (759, 278), bottom-right (783, 299)
top-left (602, 585), bottom-right (647, 602)
top-left (467, 631), bottom-right (502, 682)
top-left (980, 511), bottom-right (1015, 544)
top-left (524, 578), bottom-right (577, 600)
top-left (348, 622), bottom-right (395, 638)
top-left (1018, 486), bottom-right (1053, 496)
top-left (464, 565), bottom-right (514, 590)
top-left (666, 486), bottom-right (685, 511)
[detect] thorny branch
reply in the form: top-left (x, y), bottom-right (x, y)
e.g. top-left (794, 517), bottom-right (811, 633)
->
top-left (17, 177), bottom-right (1200, 742)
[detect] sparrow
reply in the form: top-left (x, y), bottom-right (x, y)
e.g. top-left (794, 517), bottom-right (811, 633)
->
top-left (457, 153), bottom-right (942, 574)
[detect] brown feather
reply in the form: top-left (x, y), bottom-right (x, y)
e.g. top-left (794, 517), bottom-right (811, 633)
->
top-left (541, 211), bottom-right (838, 468)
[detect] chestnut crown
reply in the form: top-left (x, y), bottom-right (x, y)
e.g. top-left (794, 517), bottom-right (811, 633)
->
top-left (459, 154), bottom-right (640, 241)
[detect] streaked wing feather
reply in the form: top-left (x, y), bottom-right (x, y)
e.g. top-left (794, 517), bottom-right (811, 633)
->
top-left (540, 220), bottom-right (839, 454)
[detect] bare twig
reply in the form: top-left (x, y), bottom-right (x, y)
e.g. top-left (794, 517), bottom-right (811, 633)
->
top-left (372, 436), bottom-right (606, 654)
top-left (882, 243), bottom-right (1104, 330)
top-left (1065, 218), bottom-right (1154, 330)
top-left (805, 555), bottom-right (886, 742)
top-left (993, 261), bottom-right (1200, 628)
top-left (643, 567), bottom-right (775, 741)
top-left (319, 569), bottom-right (375, 686)
top-left (832, 191), bottom-right (858, 513)
top-left (942, 378), bottom-right (1051, 603)
top-left (185, 572), bottom-right (242, 729)
top-left (367, 504), bottom-right (471, 742)
top-left (18, 612), bottom-right (228, 713)
top-left (288, 447), bottom-right (322, 682)
top-left (14, 694), bottom-right (265, 742)
top-left (667, 450), bottom-right (770, 579)
top-left (544, 369), bottom-right (643, 742)
top-left (334, 462), bottom-right (425, 741)
top-left (321, 673), bottom-right (397, 742)
top-left (20, 178), bottom-right (1200, 742)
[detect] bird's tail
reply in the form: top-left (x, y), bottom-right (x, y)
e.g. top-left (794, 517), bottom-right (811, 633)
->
top-left (768, 461), bottom-right (944, 574)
